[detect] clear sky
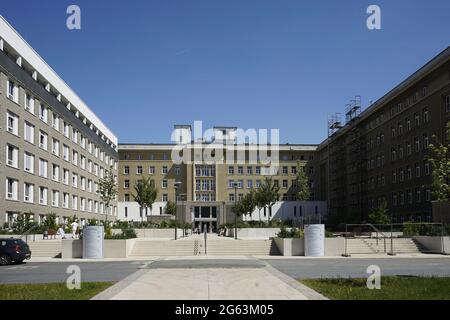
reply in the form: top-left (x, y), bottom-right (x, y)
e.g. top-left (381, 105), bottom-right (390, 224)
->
top-left (1, 0), bottom-right (449, 144)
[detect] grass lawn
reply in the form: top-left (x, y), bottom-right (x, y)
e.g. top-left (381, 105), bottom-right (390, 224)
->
top-left (300, 277), bottom-right (450, 300)
top-left (0, 282), bottom-right (114, 300)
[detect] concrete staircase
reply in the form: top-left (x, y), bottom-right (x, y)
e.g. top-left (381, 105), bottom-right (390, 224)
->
top-left (130, 240), bottom-right (197, 257)
top-left (28, 241), bottom-right (62, 258)
top-left (345, 238), bottom-right (426, 255)
top-left (128, 238), bottom-right (279, 257)
top-left (207, 239), bottom-right (279, 256)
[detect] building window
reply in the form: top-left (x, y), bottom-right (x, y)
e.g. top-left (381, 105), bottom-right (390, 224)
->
top-left (24, 183), bottom-right (34, 203)
top-left (6, 178), bottom-right (18, 200)
top-left (39, 187), bottom-right (48, 205)
top-left (256, 167), bottom-right (261, 175)
top-left (52, 113), bottom-right (60, 131)
top-left (52, 190), bottom-right (59, 207)
top-left (39, 159), bottom-right (48, 178)
top-left (6, 144), bottom-right (19, 168)
top-left (424, 162), bottom-right (431, 175)
top-left (124, 194), bottom-right (130, 202)
top-left (162, 194), bottom-right (168, 202)
top-left (72, 196), bottom-right (78, 210)
top-left (124, 180), bottom-right (130, 189)
top-left (72, 151), bottom-right (78, 166)
top-left (282, 180), bottom-right (288, 189)
top-left (6, 111), bottom-right (19, 136)
top-left (162, 166), bottom-right (168, 174)
top-left (124, 166), bottom-right (130, 175)
top-left (229, 194), bottom-right (235, 202)
top-left (162, 180), bottom-right (168, 189)
top-left (149, 166), bottom-right (155, 175)
top-left (22, 122), bottom-right (35, 144)
top-left (137, 166), bottom-right (143, 175)
top-left (237, 167), bottom-right (244, 175)
top-left (24, 152), bottom-right (35, 174)
top-left (63, 193), bottom-right (69, 208)
top-left (247, 166), bottom-right (253, 175)
top-left (52, 164), bottom-right (60, 181)
top-left (228, 166), bottom-right (234, 175)
top-left (63, 169), bottom-right (69, 185)
top-left (39, 131), bottom-right (48, 150)
top-left (72, 173), bottom-right (78, 188)
top-left (247, 180), bottom-right (253, 189)
top-left (7, 80), bottom-right (18, 102)
top-left (175, 166), bottom-right (181, 175)
top-left (425, 189), bottom-right (431, 202)
top-left (39, 104), bottom-right (48, 123)
top-left (415, 164), bottom-right (421, 178)
top-left (52, 139), bottom-right (60, 157)
top-left (282, 167), bottom-right (288, 175)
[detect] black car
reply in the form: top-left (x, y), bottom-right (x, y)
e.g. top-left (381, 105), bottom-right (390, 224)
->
top-left (0, 238), bottom-right (32, 265)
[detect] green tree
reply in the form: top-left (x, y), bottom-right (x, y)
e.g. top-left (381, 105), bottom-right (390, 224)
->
top-left (43, 213), bottom-right (58, 231)
top-left (232, 191), bottom-right (256, 221)
top-left (368, 200), bottom-right (391, 225)
top-left (427, 123), bottom-right (450, 202)
top-left (295, 162), bottom-right (311, 201)
top-left (165, 201), bottom-right (177, 216)
top-left (259, 177), bottom-right (280, 219)
top-left (97, 166), bottom-right (118, 225)
top-left (13, 212), bottom-right (37, 234)
top-left (254, 188), bottom-right (267, 223)
top-left (132, 177), bottom-right (158, 224)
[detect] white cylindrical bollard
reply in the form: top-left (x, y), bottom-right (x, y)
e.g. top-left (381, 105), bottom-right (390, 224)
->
top-left (304, 224), bottom-right (325, 257)
top-left (83, 226), bottom-right (104, 259)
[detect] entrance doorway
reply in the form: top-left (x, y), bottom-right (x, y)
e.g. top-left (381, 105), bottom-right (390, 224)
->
top-left (193, 206), bottom-right (218, 233)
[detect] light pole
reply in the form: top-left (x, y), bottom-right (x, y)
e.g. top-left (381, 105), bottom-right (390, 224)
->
top-left (174, 181), bottom-right (182, 239)
top-left (233, 182), bottom-right (239, 240)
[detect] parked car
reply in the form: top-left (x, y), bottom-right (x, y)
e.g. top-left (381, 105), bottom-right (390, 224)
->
top-left (0, 238), bottom-right (32, 266)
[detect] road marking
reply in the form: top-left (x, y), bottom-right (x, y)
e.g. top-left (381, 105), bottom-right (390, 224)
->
top-left (7, 265), bottom-right (40, 270)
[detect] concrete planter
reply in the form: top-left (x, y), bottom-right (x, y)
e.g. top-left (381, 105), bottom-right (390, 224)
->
top-left (274, 237), bottom-right (345, 256)
top-left (62, 238), bottom-right (138, 258)
top-left (413, 236), bottom-right (450, 254)
top-left (227, 228), bottom-right (282, 238)
top-left (274, 238), bottom-right (304, 256)
top-left (111, 228), bottom-right (184, 239)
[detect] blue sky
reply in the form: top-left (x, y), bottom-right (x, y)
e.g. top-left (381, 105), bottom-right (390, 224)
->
top-left (1, 0), bottom-right (449, 144)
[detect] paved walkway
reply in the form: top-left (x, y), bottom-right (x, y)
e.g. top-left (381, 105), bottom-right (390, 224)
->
top-left (92, 259), bottom-right (327, 300)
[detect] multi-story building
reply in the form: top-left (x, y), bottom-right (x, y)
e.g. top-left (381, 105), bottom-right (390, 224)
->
top-left (118, 126), bottom-right (327, 231)
top-left (0, 16), bottom-right (118, 227)
top-left (316, 46), bottom-right (450, 224)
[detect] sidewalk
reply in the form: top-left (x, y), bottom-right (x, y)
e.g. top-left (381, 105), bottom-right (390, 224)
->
top-left (92, 264), bottom-right (327, 300)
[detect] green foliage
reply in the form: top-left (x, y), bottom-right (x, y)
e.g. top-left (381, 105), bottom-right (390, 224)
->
top-left (133, 176), bottom-right (158, 222)
top-left (232, 191), bottom-right (256, 219)
top-left (368, 200), bottom-right (391, 225)
top-left (105, 227), bottom-right (137, 239)
top-left (87, 219), bottom-right (99, 226)
top-left (427, 123), bottom-right (450, 202)
top-left (403, 223), bottom-right (450, 237)
top-left (43, 213), bottom-right (58, 231)
top-left (295, 162), bottom-right (311, 201)
top-left (12, 213), bottom-right (38, 234)
top-left (165, 201), bottom-right (177, 216)
top-left (277, 226), bottom-right (304, 238)
top-left (253, 177), bottom-right (280, 221)
top-left (97, 166), bottom-right (118, 222)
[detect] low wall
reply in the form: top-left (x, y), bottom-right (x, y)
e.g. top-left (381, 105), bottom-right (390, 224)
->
top-left (432, 201), bottom-right (450, 223)
top-left (414, 236), bottom-right (450, 254)
top-left (273, 237), bottom-right (345, 256)
top-left (227, 228), bottom-right (282, 238)
top-left (274, 238), bottom-right (304, 256)
top-left (111, 228), bottom-right (184, 239)
top-left (62, 239), bottom-right (138, 258)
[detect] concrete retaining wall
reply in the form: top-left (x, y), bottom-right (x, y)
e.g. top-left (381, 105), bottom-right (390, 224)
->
top-left (273, 237), bottom-right (345, 256)
top-left (414, 236), bottom-right (450, 254)
top-left (111, 228), bottom-right (184, 239)
top-left (227, 228), bottom-right (282, 238)
top-left (62, 239), bottom-right (138, 258)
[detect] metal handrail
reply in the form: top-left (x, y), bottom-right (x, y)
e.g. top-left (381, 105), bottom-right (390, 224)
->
top-left (18, 225), bottom-right (39, 243)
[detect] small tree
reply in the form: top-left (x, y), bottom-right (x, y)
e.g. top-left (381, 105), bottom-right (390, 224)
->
top-left (427, 123), bottom-right (450, 202)
top-left (295, 162), bottom-right (311, 201)
top-left (165, 201), bottom-right (177, 216)
top-left (257, 177), bottom-right (280, 220)
top-left (368, 200), bottom-right (391, 225)
top-left (254, 189), bottom-right (267, 223)
top-left (133, 177), bottom-right (157, 224)
top-left (43, 213), bottom-right (58, 231)
top-left (97, 166), bottom-right (118, 226)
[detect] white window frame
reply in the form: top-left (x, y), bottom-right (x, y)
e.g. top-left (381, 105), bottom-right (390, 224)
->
top-left (6, 144), bottom-right (19, 168)
top-left (6, 111), bottom-right (19, 136)
top-left (24, 152), bottom-right (35, 174)
top-left (24, 121), bottom-right (35, 144)
top-left (24, 183), bottom-right (34, 203)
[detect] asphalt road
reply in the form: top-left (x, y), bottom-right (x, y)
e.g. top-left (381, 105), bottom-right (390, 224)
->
top-left (1, 258), bottom-right (450, 284)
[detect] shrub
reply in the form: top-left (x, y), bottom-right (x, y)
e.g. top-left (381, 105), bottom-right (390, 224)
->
top-left (277, 226), bottom-right (304, 238)
top-left (105, 228), bottom-right (137, 240)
